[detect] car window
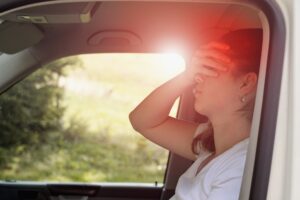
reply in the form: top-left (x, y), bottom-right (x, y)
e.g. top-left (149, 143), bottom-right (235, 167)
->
top-left (0, 53), bottom-right (185, 183)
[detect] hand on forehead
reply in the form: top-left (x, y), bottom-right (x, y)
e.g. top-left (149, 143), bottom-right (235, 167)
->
top-left (190, 41), bottom-right (233, 83)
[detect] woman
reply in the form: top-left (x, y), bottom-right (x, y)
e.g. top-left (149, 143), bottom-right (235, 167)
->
top-left (129, 29), bottom-right (262, 200)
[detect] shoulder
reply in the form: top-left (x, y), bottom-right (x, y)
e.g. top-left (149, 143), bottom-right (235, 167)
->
top-left (210, 139), bottom-right (249, 183)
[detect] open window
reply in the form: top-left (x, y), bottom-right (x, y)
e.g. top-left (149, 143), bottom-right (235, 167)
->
top-left (0, 53), bottom-right (186, 183)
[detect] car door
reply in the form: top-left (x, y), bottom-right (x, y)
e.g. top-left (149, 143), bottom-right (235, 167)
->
top-left (0, 0), bottom-right (287, 200)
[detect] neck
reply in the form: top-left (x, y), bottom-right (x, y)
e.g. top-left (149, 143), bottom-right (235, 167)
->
top-left (209, 113), bottom-right (251, 155)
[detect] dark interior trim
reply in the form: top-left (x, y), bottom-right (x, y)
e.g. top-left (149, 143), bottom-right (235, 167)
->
top-left (0, 183), bottom-right (163, 200)
top-left (249, 0), bottom-right (286, 199)
top-left (0, 0), bottom-right (47, 13)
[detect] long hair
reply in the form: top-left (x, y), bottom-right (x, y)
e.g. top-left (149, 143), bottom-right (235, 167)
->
top-left (191, 28), bottom-right (263, 155)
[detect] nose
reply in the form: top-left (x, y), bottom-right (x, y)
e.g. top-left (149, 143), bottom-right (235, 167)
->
top-left (194, 74), bottom-right (205, 84)
top-left (194, 81), bottom-right (204, 91)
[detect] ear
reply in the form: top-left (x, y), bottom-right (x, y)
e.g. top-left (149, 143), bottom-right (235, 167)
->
top-left (239, 72), bottom-right (258, 95)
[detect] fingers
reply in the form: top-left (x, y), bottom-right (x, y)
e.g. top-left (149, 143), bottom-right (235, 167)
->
top-left (189, 42), bottom-right (231, 81)
top-left (190, 54), bottom-right (229, 79)
top-left (193, 57), bottom-right (228, 73)
top-left (197, 41), bottom-right (231, 63)
top-left (202, 41), bottom-right (230, 51)
top-left (196, 49), bottom-right (231, 64)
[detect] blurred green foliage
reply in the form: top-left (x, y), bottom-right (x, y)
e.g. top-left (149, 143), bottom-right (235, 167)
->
top-left (0, 55), bottom-right (170, 183)
top-left (0, 57), bottom-right (81, 148)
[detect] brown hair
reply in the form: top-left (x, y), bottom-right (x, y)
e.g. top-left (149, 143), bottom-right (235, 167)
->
top-left (191, 28), bottom-right (263, 155)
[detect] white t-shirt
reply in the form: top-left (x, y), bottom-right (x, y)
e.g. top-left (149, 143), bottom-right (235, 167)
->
top-left (170, 135), bottom-right (249, 200)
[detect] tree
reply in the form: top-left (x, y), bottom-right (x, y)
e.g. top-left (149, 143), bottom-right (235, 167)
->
top-left (0, 56), bottom-right (82, 148)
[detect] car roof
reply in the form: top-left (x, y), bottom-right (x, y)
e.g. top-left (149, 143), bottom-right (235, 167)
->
top-left (0, 1), bottom-right (262, 54)
top-left (0, 1), bottom-right (262, 93)
top-left (0, 0), bottom-right (48, 12)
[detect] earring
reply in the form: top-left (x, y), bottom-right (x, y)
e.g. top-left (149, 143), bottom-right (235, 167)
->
top-left (241, 96), bottom-right (246, 103)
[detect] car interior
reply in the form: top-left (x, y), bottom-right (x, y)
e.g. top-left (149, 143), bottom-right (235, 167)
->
top-left (0, 1), bottom-right (286, 200)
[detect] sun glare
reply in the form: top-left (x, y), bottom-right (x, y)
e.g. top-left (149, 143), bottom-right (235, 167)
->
top-left (78, 53), bottom-right (186, 80)
top-left (160, 52), bottom-right (186, 77)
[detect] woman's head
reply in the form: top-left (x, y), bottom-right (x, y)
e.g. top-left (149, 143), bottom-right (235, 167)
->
top-left (220, 29), bottom-right (262, 75)
top-left (192, 28), bottom-right (263, 154)
top-left (193, 28), bottom-right (263, 120)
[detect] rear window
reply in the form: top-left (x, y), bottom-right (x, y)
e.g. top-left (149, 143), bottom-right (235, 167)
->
top-left (0, 53), bottom-right (185, 183)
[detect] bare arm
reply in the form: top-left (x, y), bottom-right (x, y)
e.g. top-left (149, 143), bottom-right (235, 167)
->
top-left (129, 43), bottom-right (231, 161)
top-left (129, 72), bottom-right (198, 160)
